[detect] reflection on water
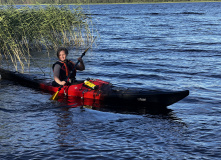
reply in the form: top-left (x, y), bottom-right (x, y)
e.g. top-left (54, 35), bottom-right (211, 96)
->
top-left (55, 109), bottom-right (81, 147)
top-left (54, 101), bottom-right (188, 151)
top-left (1, 2), bottom-right (221, 159)
top-left (57, 97), bottom-right (186, 125)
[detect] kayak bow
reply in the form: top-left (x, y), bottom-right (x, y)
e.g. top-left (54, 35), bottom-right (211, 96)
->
top-left (0, 68), bottom-right (189, 109)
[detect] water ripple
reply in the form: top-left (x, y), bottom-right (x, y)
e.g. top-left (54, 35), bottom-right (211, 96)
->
top-left (1, 2), bottom-right (221, 160)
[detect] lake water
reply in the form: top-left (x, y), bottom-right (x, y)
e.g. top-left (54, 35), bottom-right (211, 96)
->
top-left (0, 2), bottom-right (221, 159)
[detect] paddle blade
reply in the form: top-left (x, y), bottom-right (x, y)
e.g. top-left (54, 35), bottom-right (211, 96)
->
top-left (49, 91), bottom-right (59, 100)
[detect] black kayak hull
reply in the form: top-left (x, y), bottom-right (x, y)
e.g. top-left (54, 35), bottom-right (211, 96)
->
top-left (105, 88), bottom-right (189, 107)
top-left (0, 68), bottom-right (189, 110)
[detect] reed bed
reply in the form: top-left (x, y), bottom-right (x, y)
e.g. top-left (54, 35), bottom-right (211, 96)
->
top-left (0, 5), bottom-right (94, 71)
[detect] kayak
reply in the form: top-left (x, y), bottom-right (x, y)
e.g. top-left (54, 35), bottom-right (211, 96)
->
top-left (0, 68), bottom-right (189, 110)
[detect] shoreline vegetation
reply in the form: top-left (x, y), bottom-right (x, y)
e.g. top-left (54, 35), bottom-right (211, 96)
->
top-left (0, 0), bottom-right (220, 5)
top-left (0, 4), bottom-right (94, 71)
top-left (0, 0), bottom-right (220, 71)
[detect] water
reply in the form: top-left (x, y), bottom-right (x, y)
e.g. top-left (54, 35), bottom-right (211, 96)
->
top-left (1, 2), bottom-right (221, 159)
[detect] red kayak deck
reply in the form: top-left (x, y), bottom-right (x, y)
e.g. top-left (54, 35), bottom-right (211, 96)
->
top-left (0, 68), bottom-right (189, 109)
top-left (40, 79), bottom-right (111, 101)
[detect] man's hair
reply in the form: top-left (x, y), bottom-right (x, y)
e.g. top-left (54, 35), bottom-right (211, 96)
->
top-left (57, 47), bottom-right (68, 58)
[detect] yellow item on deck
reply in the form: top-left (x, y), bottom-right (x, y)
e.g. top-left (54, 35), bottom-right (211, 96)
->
top-left (84, 80), bottom-right (97, 90)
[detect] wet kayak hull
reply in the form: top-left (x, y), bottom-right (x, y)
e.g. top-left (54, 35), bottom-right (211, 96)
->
top-left (0, 68), bottom-right (189, 108)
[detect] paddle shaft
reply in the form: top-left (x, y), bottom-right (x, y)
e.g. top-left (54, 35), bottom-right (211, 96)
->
top-left (64, 51), bottom-right (86, 82)
top-left (66, 37), bottom-right (97, 80)
top-left (65, 38), bottom-right (96, 83)
top-left (56, 48), bottom-right (88, 91)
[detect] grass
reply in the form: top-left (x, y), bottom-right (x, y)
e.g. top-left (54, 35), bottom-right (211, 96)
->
top-left (0, 4), bottom-right (94, 71)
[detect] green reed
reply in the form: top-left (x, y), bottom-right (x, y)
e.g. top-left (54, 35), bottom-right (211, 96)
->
top-left (0, 5), bottom-right (94, 71)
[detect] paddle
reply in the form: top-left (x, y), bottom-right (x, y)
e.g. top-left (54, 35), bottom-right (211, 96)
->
top-left (49, 37), bottom-right (97, 100)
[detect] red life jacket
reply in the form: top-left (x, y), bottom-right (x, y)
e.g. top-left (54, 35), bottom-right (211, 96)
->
top-left (52, 60), bottom-right (76, 81)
